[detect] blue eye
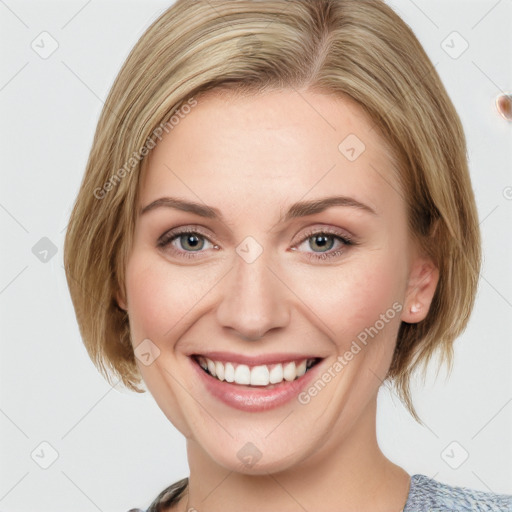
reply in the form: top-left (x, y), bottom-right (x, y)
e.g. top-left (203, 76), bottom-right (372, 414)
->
top-left (157, 228), bottom-right (216, 259)
top-left (173, 233), bottom-right (207, 252)
top-left (157, 226), bottom-right (355, 262)
top-left (293, 230), bottom-right (353, 261)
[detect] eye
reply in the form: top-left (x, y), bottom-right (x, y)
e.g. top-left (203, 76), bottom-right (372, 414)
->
top-left (156, 225), bottom-right (356, 262)
top-left (292, 227), bottom-right (355, 262)
top-left (157, 226), bottom-right (218, 259)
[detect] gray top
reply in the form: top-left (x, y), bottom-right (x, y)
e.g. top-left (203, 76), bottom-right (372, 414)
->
top-left (128, 474), bottom-right (512, 511)
top-left (403, 474), bottom-right (512, 511)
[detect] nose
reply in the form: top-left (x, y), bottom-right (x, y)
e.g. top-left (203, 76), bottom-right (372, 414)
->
top-left (215, 247), bottom-right (290, 341)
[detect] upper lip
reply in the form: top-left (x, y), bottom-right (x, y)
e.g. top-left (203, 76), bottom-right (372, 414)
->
top-left (190, 351), bottom-right (323, 366)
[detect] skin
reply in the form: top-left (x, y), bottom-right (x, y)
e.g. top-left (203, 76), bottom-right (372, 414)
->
top-left (117, 88), bottom-right (439, 512)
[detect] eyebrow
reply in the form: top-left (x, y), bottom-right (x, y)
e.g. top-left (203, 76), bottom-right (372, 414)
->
top-left (139, 195), bottom-right (377, 222)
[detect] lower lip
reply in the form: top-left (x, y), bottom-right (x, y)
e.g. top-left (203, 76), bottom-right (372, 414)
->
top-left (190, 357), bottom-right (322, 412)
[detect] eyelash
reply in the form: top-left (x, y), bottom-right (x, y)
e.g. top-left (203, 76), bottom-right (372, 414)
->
top-left (156, 225), bottom-right (356, 262)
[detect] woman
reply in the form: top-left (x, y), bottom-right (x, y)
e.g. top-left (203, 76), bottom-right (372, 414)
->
top-left (63, 1), bottom-right (512, 511)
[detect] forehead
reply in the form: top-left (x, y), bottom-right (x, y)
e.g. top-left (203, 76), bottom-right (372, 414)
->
top-left (140, 89), bottom-right (402, 219)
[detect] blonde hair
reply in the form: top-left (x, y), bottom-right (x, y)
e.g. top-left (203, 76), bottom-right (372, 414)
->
top-left (63, 0), bottom-right (481, 420)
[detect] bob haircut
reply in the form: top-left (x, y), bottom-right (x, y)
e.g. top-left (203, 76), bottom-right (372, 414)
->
top-left (63, 0), bottom-right (481, 421)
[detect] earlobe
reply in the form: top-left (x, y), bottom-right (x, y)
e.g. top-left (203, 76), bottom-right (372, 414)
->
top-left (409, 303), bottom-right (421, 314)
top-left (401, 258), bottom-right (439, 323)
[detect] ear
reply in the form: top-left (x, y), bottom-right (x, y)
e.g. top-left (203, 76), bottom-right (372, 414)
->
top-left (401, 253), bottom-right (439, 323)
top-left (116, 288), bottom-right (128, 311)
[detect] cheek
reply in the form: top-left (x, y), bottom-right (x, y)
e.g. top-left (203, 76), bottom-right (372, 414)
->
top-left (297, 253), bottom-right (404, 345)
top-left (124, 252), bottom-right (209, 435)
top-left (124, 250), bottom-right (220, 344)
top-left (125, 233), bottom-right (406, 349)
top-left (124, 261), bottom-right (170, 343)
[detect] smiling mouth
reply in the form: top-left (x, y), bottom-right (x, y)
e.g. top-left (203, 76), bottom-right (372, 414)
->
top-left (192, 355), bottom-right (322, 387)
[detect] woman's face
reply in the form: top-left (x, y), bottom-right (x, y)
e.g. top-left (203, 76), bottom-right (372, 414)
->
top-left (118, 89), bottom-right (438, 473)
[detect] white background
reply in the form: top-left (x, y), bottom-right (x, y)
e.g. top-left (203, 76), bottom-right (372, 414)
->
top-left (1, 1), bottom-right (511, 511)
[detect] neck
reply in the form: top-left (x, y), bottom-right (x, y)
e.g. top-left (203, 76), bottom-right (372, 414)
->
top-left (176, 397), bottom-right (410, 512)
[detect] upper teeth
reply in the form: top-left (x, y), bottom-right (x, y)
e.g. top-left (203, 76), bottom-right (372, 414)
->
top-left (197, 357), bottom-right (315, 386)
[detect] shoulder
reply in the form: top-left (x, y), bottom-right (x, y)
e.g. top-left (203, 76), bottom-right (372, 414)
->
top-left (404, 474), bottom-right (512, 512)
